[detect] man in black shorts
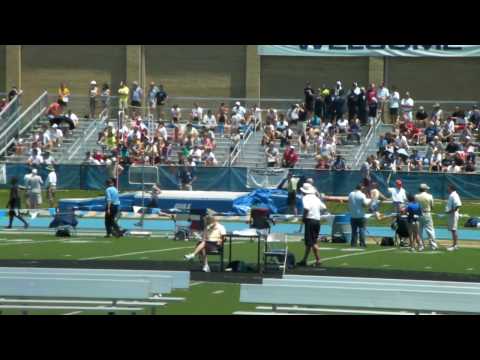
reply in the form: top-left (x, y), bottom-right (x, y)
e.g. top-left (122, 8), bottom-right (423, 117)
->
top-left (297, 183), bottom-right (327, 267)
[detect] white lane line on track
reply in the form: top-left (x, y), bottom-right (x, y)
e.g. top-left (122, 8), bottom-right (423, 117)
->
top-left (79, 242), bottom-right (248, 261)
top-left (308, 248), bottom-right (397, 265)
top-left (0, 239), bottom-right (66, 247)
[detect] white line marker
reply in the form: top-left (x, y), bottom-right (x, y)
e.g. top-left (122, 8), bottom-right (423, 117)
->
top-left (64, 255), bottom-right (72, 257)
top-left (64, 311), bottom-right (83, 316)
top-left (309, 248), bottom-right (396, 265)
top-left (80, 242), bottom-right (248, 261)
top-left (467, 268), bottom-right (474, 271)
top-left (425, 266), bottom-right (432, 270)
top-left (190, 282), bottom-right (205, 287)
top-left (212, 290), bottom-right (224, 295)
top-left (382, 265), bottom-right (392, 268)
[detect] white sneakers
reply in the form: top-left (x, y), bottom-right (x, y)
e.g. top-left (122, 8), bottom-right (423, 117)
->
top-left (202, 265), bottom-right (211, 273)
top-left (184, 253), bottom-right (195, 261)
top-left (447, 245), bottom-right (459, 252)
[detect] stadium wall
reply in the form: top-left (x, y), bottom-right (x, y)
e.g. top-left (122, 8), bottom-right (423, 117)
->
top-left (2, 46), bottom-right (480, 105)
top-left (385, 57), bottom-right (480, 101)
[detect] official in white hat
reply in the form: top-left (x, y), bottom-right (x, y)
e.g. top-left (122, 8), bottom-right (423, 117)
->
top-left (415, 183), bottom-right (438, 250)
top-left (297, 183), bottom-right (327, 267)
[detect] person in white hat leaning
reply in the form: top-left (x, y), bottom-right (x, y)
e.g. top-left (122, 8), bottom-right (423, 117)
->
top-left (297, 183), bottom-right (327, 267)
top-left (415, 183), bottom-right (438, 250)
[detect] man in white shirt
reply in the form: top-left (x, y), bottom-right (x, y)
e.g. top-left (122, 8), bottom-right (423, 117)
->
top-left (401, 92), bottom-right (415, 121)
top-left (45, 165), bottom-right (57, 208)
top-left (191, 103), bottom-right (203, 123)
top-left (157, 121), bottom-right (168, 141)
top-left (348, 184), bottom-right (372, 247)
top-left (201, 110), bottom-right (217, 130)
top-left (265, 144), bottom-right (279, 168)
top-left (297, 183), bottom-right (327, 267)
top-left (232, 101), bottom-right (246, 117)
top-left (446, 184), bottom-right (462, 251)
top-left (204, 149), bottom-right (218, 166)
top-left (388, 87), bottom-right (401, 124)
top-left (337, 117), bottom-right (349, 133)
top-left (27, 169), bottom-right (43, 209)
top-left (388, 180), bottom-right (408, 213)
top-left (28, 149), bottom-right (44, 166)
top-left (377, 82), bottom-right (390, 122)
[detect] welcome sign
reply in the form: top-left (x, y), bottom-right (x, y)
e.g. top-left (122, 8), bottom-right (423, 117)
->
top-left (258, 45), bottom-right (480, 57)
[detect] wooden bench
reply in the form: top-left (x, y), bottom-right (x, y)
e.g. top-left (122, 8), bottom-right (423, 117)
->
top-left (0, 268), bottom-right (190, 315)
top-left (237, 275), bottom-right (480, 315)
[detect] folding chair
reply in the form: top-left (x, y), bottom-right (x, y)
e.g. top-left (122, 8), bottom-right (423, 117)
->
top-left (250, 208), bottom-right (273, 240)
top-left (263, 233), bottom-right (289, 273)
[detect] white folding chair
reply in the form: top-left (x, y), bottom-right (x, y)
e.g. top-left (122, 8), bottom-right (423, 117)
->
top-left (263, 233), bottom-right (288, 273)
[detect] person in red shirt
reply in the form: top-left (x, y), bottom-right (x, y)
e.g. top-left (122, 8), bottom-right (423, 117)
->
top-left (47, 101), bottom-right (63, 118)
top-left (282, 144), bottom-right (299, 168)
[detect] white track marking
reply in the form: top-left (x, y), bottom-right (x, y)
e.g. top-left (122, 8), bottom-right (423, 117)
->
top-left (212, 290), bottom-right (224, 295)
top-left (79, 242), bottom-right (248, 261)
top-left (0, 239), bottom-right (66, 247)
top-left (64, 311), bottom-right (83, 316)
top-left (308, 248), bottom-right (397, 265)
top-left (190, 282), bottom-right (205, 287)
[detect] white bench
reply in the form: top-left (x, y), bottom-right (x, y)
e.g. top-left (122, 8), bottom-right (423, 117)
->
top-left (0, 276), bottom-right (153, 315)
top-left (238, 276), bottom-right (480, 315)
top-left (0, 268), bottom-right (190, 315)
top-left (0, 267), bottom-right (190, 292)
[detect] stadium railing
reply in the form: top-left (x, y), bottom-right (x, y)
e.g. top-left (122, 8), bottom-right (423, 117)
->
top-left (0, 93), bottom-right (23, 135)
top-left (0, 91), bottom-right (48, 157)
top-left (57, 108), bottom-right (110, 163)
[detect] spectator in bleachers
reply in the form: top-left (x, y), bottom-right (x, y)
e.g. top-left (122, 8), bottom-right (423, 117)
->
top-left (315, 154), bottom-right (331, 170)
top-left (304, 83), bottom-right (315, 121)
top-left (387, 86), bottom-right (400, 124)
top-left (331, 155), bottom-right (347, 171)
top-left (8, 86), bottom-right (21, 102)
top-left (203, 148), bottom-right (218, 167)
top-left (377, 82), bottom-right (390, 122)
top-left (148, 82), bottom-right (159, 117)
top-left (431, 103), bottom-right (444, 125)
top-left (232, 101), bottom-right (246, 118)
top-left (333, 86), bottom-right (347, 122)
top-left (357, 87), bottom-right (368, 126)
top-left (314, 89), bottom-right (326, 125)
top-left (41, 124), bottom-right (54, 151)
top-left (216, 103), bottom-right (228, 137)
top-left (282, 144), bottom-right (299, 168)
top-left (27, 148), bottom-right (44, 166)
top-left (130, 81), bottom-right (143, 110)
top-left (366, 83), bottom-right (378, 126)
top-left (58, 83), bottom-right (71, 105)
top-left (337, 116), bottom-right (349, 134)
top-left (347, 119), bottom-right (361, 144)
top-left (43, 151), bottom-right (56, 166)
top-left (201, 110), bottom-right (217, 131)
top-left (265, 143), bottom-right (279, 168)
top-left (101, 83), bottom-right (111, 110)
top-left (408, 149), bottom-right (423, 172)
top-left (89, 81), bottom-right (99, 118)
top-left (191, 103), bottom-right (203, 124)
top-left (401, 92), bottom-right (414, 121)
top-left (415, 106), bottom-right (429, 128)
top-left (118, 81), bottom-right (129, 111)
top-left (469, 104), bottom-right (480, 129)
top-left (347, 82), bottom-right (360, 121)
top-left (171, 104), bottom-right (182, 123)
top-left (0, 98), bottom-right (7, 111)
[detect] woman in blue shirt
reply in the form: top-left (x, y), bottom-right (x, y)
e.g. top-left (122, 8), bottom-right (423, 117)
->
top-left (406, 194), bottom-right (424, 252)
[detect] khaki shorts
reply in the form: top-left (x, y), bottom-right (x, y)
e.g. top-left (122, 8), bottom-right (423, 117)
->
top-left (448, 212), bottom-right (460, 231)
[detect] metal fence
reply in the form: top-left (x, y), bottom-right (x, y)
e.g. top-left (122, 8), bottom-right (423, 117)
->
top-left (0, 93), bottom-right (23, 135)
top-left (0, 92), bottom-right (48, 157)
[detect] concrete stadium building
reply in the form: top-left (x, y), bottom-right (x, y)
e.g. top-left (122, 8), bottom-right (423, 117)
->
top-left (1, 45), bottom-right (479, 104)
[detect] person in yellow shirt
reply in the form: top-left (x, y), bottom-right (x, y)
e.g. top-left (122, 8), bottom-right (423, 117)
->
top-left (118, 81), bottom-right (130, 111)
top-left (184, 215), bottom-right (226, 273)
top-left (58, 83), bottom-right (71, 104)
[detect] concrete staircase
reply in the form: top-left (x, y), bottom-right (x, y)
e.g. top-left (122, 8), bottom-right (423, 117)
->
top-left (4, 116), bottom-right (94, 164)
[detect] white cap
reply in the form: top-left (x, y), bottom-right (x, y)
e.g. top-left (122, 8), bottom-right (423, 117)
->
top-left (52, 124), bottom-right (58, 128)
top-left (32, 169), bottom-right (38, 174)
top-left (90, 80), bottom-right (97, 85)
top-left (235, 101), bottom-right (241, 106)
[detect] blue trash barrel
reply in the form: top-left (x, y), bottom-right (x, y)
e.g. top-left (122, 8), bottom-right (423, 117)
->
top-left (332, 214), bottom-right (352, 244)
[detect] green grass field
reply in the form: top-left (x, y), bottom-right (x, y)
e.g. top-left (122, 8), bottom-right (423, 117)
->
top-left (0, 233), bottom-right (478, 315)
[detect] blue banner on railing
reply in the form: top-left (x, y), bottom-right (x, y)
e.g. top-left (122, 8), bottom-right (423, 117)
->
top-left (1, 164), bottom-right (480, 200)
